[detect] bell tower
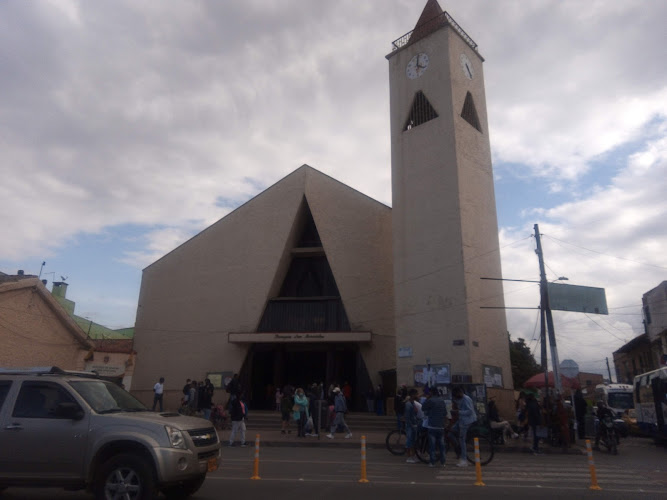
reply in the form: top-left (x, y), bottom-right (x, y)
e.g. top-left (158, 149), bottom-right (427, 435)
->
top-left (387, 0), bottom-right (512, 389)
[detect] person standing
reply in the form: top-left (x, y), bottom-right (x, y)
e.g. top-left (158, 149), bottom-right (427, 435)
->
top-left (280, 385), bottom-right (293, 435)
top-left (451, 386), bottom-right (476, 467)
top-left (526, 393), bottom-right (543, 455)
top-left (574, 389), bottom-right (587, 440)
top-left (228, 396), bottom-right (247, 447)
top-left (306, 384), bottom-right (320, 437)
top-left (200, 378), bottom-right (214, 421)
top-left (375, 384), bottom-right (384, 416)
top-left (226, 373), bottom-right (241, 400)
top-left (275, 388), bottom-right (283, 412)
top-left (422, 388), bottom-right (449, 467)
top-left (404, 389), bottom-right (419, 463)
top-left (342, 382), bottom-right (352, 406)
top-left (293, 388), bottom-right (309, 438)
top-left (152, 377), bottom-right (165, 412)
top-left (365, 388), bottom-right (375, 413)
top-left (326, 388), bottom-right (352, 439)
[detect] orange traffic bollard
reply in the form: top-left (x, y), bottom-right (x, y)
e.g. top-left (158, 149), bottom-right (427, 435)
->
top-left (473, 437), bottom-right (485, 486)
top-left (585, 439), bottom-right (601, 490)
top-left (250, 434), bottom-right (261, 480)
top-left (359, 435), bottom-right (369, 483)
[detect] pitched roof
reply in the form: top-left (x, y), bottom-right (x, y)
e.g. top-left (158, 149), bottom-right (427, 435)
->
top-left (410, 0), bottom-right (446, 44)
top-left (0, 277), bottom-right (92, 349)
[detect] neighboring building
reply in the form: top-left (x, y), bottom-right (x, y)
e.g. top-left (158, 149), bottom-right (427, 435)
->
top-left (0, 273), bottom-right (135, 389)
top-left (613, 281), bottom-right (667, 384)
top-left (643, 281), bottom-right (667, 367)
top-left (0, 274), bottom-right (91, 369)
top-left (50, 281), bottom-right (136, 389)
top-left (132, 0), bottom-right (514, 411)
top-left (576, 371), bottom-right (605, 397)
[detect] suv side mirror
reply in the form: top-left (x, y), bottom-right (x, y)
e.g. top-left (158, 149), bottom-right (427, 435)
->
top-left (55, 402), bottom-right (85, 420)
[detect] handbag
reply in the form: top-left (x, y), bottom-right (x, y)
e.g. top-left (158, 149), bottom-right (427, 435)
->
top-left (305, 416), bottom-right (314, 432)
top-left (292, 404), bottom-right (300, 412)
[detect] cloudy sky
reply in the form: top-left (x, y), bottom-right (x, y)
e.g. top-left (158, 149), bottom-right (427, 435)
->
top-left (2, 0), bottom-right (665, 379)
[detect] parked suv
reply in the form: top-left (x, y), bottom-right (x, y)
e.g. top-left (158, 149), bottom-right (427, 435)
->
top-left (0, 367), bottom-right (220, 499)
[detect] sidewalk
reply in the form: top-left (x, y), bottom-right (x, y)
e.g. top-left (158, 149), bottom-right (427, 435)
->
top-left (220, 426), bottom-right (586, 454)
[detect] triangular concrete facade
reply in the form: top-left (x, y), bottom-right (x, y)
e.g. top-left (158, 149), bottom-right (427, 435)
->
top-left (132, 165), bottom-right (395, 406)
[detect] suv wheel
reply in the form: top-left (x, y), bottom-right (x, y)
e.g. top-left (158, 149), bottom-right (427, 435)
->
top-left (94, 453), bottom-right (156, 500)
top-left (161, 473), bottom-right (206, 499)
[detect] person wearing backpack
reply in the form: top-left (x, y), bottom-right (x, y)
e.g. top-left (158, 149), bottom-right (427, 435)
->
top-left (325, 388), bottom-right (352, 439)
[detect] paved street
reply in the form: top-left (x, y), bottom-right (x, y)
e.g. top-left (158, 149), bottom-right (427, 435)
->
top-left (3, 436), bottom-right (665, 499)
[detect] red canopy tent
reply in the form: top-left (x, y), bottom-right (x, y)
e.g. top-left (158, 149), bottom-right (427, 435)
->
top-left (524, 371), bottom-right (580, 390)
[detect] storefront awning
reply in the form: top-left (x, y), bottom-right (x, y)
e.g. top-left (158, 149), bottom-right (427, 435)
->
top-left (228, 331), bottom-right (371, 343)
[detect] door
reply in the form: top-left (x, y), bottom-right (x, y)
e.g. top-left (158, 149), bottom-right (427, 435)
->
top-left (1, 381), bottom-right (89, 479)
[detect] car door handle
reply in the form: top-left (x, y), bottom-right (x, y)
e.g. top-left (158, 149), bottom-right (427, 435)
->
top-left (4, 423), bottom-right (23, 431)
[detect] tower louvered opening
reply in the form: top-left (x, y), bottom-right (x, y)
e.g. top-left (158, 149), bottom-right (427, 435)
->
top-left (461, 91), bottom-right (482, 132)
top-left (404, 91), bottom-right (439, 131)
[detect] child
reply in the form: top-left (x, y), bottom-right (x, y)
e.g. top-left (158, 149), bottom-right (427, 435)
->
top-left (275, 388), bottom-right (283, 411)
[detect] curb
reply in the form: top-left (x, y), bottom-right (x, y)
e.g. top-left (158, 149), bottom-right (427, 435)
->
top-left (233, 438), bottom-right (586, 454)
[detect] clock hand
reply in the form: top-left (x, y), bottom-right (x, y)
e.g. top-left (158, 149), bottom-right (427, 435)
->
top-left (465, 63), bottom-right (472, 78)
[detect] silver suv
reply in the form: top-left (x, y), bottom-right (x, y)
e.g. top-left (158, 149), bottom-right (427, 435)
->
top-left (0, 367), bottom-right (220, 499)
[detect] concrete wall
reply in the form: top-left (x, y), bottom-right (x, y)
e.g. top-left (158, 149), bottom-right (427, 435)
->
top-left (132, 166), bottom-right (395, 410)
top-left (388, 23), bottom-right (512, 389)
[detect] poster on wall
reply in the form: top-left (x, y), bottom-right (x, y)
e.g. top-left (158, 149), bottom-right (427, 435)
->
top-left (207, 371), bottom-right (233, 390)
top-left (482, 365), bottom-right (503, 388)
top-left (413, 363), bottom-right (451, 387)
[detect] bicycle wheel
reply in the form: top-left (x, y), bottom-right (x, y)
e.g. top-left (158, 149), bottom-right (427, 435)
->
top-left (415, 430), bottom-right (441, 464)
top-left (466, 434), bottom-right (494, 466)
top-left (386, 429), bottom-right (407, 455)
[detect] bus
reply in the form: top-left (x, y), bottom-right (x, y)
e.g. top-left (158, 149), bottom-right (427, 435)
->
top-left (633, 367), bottom-right (667, 443)
top-left (594, 383), bottom-right (634, 418)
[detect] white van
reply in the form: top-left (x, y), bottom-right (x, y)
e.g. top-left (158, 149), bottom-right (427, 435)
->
top-left (594, 383), bottom-right (634, 418)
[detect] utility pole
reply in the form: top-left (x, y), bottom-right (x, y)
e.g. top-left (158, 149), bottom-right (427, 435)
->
top-left (534, 224), bottom-right (562, 395)
top-left (540, 305), bottom-right (549, 390)
top-left (606, 357), bottom-right (612, 382)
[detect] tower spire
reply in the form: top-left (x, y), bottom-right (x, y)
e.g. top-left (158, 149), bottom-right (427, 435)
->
top-left (411, 0), bottom-right (445, 44)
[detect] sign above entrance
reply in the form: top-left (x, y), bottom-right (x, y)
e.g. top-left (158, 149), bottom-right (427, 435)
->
top-left (228, 331), bottom-right (372, 343)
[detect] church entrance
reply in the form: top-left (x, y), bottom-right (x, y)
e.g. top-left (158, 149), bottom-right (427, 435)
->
top-left (243, 343), bottom-right (366, 410)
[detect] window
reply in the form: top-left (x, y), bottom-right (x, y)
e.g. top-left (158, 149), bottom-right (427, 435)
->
top-left (12, 382), bottom-right (78, 419)
top-left (461, 91), bottom-right (482, 132)
top-left (0, 381), bottom-right (12, 410)
top-left (404, 91), bottom-right (438, 130)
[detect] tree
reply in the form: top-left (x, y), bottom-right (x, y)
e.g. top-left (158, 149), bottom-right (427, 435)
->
top-left (509, 334), bottom-right (541, 390)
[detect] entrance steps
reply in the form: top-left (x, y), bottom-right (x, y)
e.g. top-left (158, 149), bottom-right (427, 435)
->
top-left (245, 410), bottom-right (396, 432)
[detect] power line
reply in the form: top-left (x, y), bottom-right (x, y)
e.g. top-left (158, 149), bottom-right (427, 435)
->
top-left (543, 234), bottom-right (667, 271)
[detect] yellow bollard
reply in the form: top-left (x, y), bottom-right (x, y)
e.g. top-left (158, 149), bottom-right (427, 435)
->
top-left (473, 437), bottom-right (485, 486)
top-left (250, 434), bottom-right (261, 480)
top-left (359, 435), bottom-right (369, 483)
top-left (585, 439), bottom-right (602, 490)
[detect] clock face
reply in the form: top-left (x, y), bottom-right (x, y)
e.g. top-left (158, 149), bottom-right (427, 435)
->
top-left (406, 52), bottom-right (429, 79)
top-left (460, 53), bottom-right (474, 80)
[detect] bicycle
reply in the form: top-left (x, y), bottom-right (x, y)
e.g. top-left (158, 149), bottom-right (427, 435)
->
top-left (385, 420), bottom-right (407, 455)
top-left (414, 423), bottom-right (494, 466)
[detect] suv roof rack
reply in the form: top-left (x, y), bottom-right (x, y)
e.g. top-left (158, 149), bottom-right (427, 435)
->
top-left (0, 366), bottom-right (100, 378)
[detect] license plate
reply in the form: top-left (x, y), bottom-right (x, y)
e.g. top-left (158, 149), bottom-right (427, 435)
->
top-left (207, 457), bottom-right (218, 472)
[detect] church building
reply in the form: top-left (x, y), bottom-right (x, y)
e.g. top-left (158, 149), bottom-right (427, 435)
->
top-left (132, 0), bottom-right (513, 411)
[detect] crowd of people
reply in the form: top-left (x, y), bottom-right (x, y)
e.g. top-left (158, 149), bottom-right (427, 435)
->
top-left (152, 374), bottom-right (616, 457)
top-left (396, 384), bottom-right (478, 467)
top-left (277, 382), bottom-right (354, 439)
